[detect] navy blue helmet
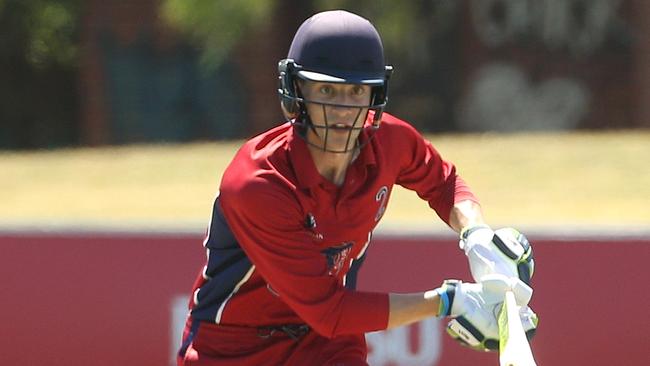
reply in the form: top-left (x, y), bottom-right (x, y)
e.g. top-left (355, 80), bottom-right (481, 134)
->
top-left (278, 10), bottom-right (393, 152)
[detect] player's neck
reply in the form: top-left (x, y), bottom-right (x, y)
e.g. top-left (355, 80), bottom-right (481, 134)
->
top-left (308, 145), bottom-right (359, 187)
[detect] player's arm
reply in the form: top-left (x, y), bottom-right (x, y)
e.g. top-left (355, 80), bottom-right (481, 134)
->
top-left (448, 199), bottom-right (485, 233)
top-left (391, 126), bottom-right (533, 283)
top-left (386, 291), bottom-right (440, 329)
top-left (388, 275), bottom-right (533, 350)
top-left (390, 117), bottom-right (481, 229)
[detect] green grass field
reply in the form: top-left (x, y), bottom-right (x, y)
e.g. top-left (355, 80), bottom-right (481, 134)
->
top-left (1, 131), bottom-right (649, 231)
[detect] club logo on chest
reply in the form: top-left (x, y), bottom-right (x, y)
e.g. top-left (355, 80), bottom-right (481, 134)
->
top-left (321, 242), bottom-right (353, 277)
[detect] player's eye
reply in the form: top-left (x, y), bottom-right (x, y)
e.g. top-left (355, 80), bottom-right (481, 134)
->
top-left (351, 85), bottom-right (366, 96)
top-left (319, 85), bottom-right (333, 95)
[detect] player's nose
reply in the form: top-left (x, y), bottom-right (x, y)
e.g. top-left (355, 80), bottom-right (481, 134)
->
top-left (327, 106), bottom-right (360, 126)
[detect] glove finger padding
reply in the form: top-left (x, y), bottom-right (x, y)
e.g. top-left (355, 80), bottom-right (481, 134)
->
top-left (447, 314), bottom-right (499, 351)
top-left (460, 226), bottom-right (535, 284)
top-left (481, 274), bottom-right (533, 306)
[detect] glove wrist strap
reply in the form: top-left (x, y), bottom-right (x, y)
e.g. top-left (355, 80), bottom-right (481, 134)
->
top-left (436, 282), bottom-right (457, 317)
top-left (459, 224), bottom-right (492, 252)
top-left (460, 224), bottom-right (491, 240)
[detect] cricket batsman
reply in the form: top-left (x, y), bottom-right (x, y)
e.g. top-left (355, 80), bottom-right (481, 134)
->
top-left (178, 9), bottom-right (538, 365)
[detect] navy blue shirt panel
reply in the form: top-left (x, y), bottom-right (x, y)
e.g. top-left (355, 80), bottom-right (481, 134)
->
top-left (191, 197), bottom-right (252, 321)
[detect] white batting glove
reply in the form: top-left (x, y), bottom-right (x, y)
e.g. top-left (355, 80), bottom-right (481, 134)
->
top-left (435, 274), bottom-right (538, 352)
top-left (460, 226), bottom-right (535, 285)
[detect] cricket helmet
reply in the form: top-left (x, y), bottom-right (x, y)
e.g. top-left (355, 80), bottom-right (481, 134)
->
top-left (277, 10), bottom-right (393, 153)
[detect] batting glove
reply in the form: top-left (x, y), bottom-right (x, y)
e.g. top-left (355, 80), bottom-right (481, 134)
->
top-left (436, 274), bottom-right (538, 352)
top-left (460, 226), bottom-right (535, 285)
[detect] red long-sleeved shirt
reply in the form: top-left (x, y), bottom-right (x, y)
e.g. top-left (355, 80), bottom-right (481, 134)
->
top-left (188, 112), bottom-right (477, 338)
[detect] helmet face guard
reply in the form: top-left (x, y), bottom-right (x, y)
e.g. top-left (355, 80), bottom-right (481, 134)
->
top-left (278, 59), bottom-right (393, 153)
top-left (277, 10), bottom-right (394, 153)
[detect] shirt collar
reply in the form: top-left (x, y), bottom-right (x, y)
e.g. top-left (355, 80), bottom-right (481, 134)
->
top-left (356, 129), bottom-right (378, 167)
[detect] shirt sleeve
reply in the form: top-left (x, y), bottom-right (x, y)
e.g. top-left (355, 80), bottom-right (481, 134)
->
top-left (219, 175), bottom-right (389, 338)
top-left (393, 120), bottom-right (479, 224)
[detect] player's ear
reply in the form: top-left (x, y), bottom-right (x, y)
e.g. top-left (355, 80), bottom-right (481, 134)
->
top-left (295, 79), bottom-right (306, 97)
top-left (280, 79), bottom-right (302, 120)
top-left (278, 59), bottom-right (303, 120)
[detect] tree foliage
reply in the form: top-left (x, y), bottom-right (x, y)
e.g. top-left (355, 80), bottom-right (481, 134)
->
top-left (0, 0), bottom-right (81, 148)
top-left (161, 0), bottom-right (275, 69)
top-left (0, 0), bottom-right (80, 68)
top-left (312, 0), bottom-right (459, 66)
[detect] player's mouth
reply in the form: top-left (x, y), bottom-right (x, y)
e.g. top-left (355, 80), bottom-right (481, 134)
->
top-left (328, 122), bottom-right (357, 130)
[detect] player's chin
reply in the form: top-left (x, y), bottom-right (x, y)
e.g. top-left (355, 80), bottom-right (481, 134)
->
top-left (328, 132), bottom-right (361, 145)
top-left (308, 127), bottom-right (361, 151)
top-left (312, 137), bottom-right (355, 152)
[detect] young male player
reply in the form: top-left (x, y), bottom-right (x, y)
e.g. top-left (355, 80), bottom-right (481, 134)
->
top-left (178, 10), bottom-right (537, 366)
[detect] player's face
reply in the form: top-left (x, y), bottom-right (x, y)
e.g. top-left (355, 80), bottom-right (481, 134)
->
top-left (299, 80), bottom-right (372, 153)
